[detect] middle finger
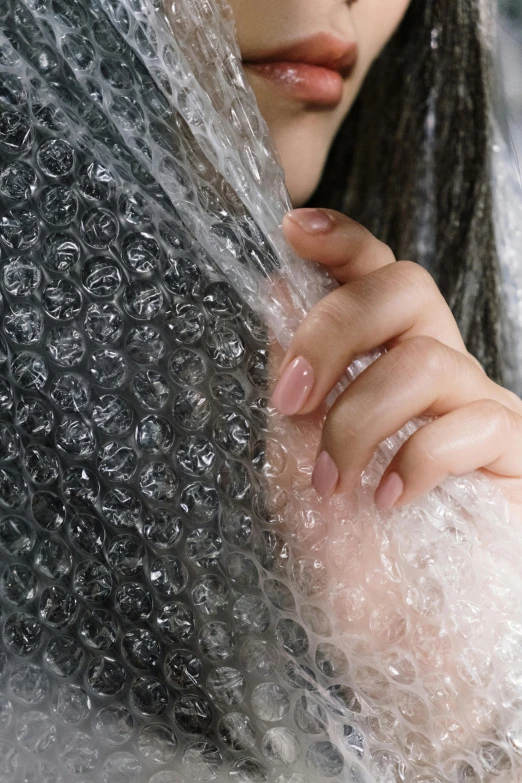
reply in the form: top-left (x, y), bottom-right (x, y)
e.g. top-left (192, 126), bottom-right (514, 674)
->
top-left (312, 336), bottom-right (503, 495)
top-left (272, 261), bottom-right (468, 417)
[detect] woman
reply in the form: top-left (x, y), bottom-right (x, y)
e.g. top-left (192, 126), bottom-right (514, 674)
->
top-left (0, 2), bottom-right (519, 780)
top-left (228, 0), bottom-right (522, 515)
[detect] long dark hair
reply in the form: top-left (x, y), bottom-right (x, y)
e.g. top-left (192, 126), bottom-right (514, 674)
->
top-left (308, 0), bottom-right (509, 385)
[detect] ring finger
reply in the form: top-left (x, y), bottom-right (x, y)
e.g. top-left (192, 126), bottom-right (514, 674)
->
top-left (312, 336), bottom-right (521, 496)
top-left (374, 398), bottom-right (522, 508)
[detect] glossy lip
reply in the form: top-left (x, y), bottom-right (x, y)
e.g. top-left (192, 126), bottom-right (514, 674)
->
top-left (243, 31), bottom-right (358, 107)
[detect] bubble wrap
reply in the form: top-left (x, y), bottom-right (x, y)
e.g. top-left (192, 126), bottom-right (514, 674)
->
top-left (0, 2), bottom-right (521, 783)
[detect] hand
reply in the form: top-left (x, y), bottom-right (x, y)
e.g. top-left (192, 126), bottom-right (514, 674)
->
top-left (271, 207), bottom-right (522, 513)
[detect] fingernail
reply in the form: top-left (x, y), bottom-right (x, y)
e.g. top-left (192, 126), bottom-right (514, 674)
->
top-left (271, 356), bottom-right (314, 415)
top-left (374, 472), bottom-right (404, 509)
top-left (285, 208), bottom-right (335, 234)
top-left (312, 451), bottom-right (339, 497)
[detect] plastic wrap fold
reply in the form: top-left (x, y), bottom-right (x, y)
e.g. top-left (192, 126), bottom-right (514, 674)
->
top-left (0, 2), bottom-right (521, 783)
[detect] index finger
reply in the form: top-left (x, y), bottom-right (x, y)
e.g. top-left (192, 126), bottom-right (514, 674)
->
top-left (282, 208), bottom-right (396, 284)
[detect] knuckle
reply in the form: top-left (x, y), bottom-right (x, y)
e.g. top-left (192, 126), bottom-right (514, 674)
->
top-left (291, 294), bottom-right (354, 362)
top-left (404, 429), bottom-right (441, 470)
top-left (474, 398), bottom-right (515, 434)
top-left (324, 398), bottom-right (370, 452)
top-left (394, 259), bottom-right (436, 294)
top-left (307, 295), bottom-right (354, 338)
top-left (465, 352), bottom-right (487, 375)
top-left (500, 387), bottom-right (522, 414)
top-left (374, 238), bottom-right (396, 265)
top-left (363, 236), bottom-right (395, 266)
top-left (293, 311), bottom-right (332, 353)
top-left (391, 335), bottom-right (448, 381)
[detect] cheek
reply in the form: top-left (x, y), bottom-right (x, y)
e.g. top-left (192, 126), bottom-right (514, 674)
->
top-left (352, 0), bottom-right (412, 63)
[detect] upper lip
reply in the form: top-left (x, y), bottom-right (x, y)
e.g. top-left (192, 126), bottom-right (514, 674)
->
top-left (243, 32), bottom-right (358, 77)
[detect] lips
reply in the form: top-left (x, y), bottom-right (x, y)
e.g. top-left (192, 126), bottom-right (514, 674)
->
top-left (245, 62), bottom-right (347, 106)
top-left (243, 32), bottom-right (358, 107)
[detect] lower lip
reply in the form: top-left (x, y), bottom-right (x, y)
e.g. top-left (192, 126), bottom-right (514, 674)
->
top-left (244, 61), bottom-right (346, 107)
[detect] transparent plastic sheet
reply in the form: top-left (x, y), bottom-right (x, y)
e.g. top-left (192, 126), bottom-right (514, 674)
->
top-left (0, 2), bottom-right (522, 783)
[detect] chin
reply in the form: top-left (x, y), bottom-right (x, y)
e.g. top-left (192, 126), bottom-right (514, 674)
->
top-left (271, 123), bottom-right (333, 207)
top-left (251, 94), bottom-right (337, 208)
top-left (286, 170), bottom-right (323, 208)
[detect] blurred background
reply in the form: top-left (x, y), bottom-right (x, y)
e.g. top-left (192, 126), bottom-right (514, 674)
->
top-left (499, 0), bottom-right (522, 165)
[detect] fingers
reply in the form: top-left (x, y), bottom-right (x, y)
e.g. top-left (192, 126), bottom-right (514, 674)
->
top-left (282, 208), bottom-right (396, 284)
top-left (312, 336), bottom-right (507, 495)
top-left (276, 207), bottom-right (522, 509)
top-left (374, 398), bottom-right (522, 509)
top-left (271, 261), bottom-right (468, 417)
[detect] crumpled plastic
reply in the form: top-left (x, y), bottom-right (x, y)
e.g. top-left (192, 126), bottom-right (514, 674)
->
top-left (0, 2), bottom-right (522, 783)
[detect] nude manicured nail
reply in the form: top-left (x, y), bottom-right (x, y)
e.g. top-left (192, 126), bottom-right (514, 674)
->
top-left (374, 472), bottom-right (404, 509)
top-left (271, 356), bottom-right (314, 415)
top-left (286, 208), bottom-right (335, 234)
top-left (312, 451), bottom-right (339, 497)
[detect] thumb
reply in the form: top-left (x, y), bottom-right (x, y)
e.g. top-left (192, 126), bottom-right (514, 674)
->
top-left (282, 207), bottom-right (396, 284)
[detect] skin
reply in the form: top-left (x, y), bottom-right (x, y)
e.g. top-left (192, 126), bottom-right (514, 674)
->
top-left (279, 212), bottom-right (522, 516)
top-left (228, 0), bottom-right (522, 517)
top-left (234, 0), bottom-right (411, 206)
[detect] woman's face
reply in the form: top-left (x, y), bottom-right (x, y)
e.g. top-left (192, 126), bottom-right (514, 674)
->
top-left (228, 0), bottom-right (411, 206)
